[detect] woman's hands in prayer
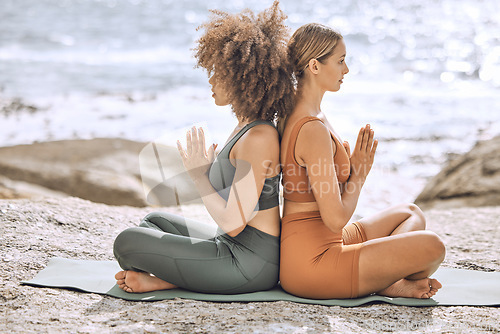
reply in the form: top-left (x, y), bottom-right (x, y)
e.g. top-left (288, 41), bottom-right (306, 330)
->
top-left (177, 127), bottom-right (217, 182)
top-left (347, 124), bottom-right (378, 181)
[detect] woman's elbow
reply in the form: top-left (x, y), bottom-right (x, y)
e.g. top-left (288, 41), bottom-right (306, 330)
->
top-left (323, 218), bottom-right (346, 234)
top-left (218, 216), bottom-right (246, 237)
top-left (226, 225), bottom-right (246, 237)
top-left (219, 209), bottom-right (252, 237)
top-left (226, 230), bottom-right (240, 238)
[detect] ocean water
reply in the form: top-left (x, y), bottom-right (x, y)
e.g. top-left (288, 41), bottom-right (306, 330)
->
top-left (1, 0), bottom-right (499, 216)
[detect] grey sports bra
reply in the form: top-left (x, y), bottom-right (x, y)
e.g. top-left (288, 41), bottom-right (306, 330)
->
top-left (208, 120), bottom-right (280, 211)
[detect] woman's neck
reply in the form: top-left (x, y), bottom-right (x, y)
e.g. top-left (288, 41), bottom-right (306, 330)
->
top-left (236, 117), bottom-right (251, 128)
top-left (295, 78), bottom-right (326, 115)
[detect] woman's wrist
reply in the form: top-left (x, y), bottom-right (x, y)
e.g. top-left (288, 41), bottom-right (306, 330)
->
top-left (191, 173), bottom-right (209, 186)
top-left (347, 173), bottom-right (366, 186)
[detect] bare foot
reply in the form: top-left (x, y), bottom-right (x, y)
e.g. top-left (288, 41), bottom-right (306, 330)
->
top-left (378, 278), bottom-right (442, 299)
top-left (114, 271), bottom-right (177, 293)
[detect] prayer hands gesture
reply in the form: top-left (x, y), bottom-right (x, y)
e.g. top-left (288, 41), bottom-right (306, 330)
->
top-left (177, 127), bottom-right (217, 182)
top-left (344, 124), bottom-right (378, 181)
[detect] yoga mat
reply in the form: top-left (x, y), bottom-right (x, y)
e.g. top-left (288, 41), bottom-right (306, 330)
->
top-left (21, 257), bottom-right (500, 307)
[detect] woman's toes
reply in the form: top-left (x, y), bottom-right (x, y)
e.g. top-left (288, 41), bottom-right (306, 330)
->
top-left (115, 271), bottom-right (126, 280)
top-left (430, 278), bottom-right (442, 290)
top-left (118, 284), bottom-right (132, 292)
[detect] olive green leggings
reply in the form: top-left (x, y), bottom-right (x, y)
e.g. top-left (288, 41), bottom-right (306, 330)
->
top-left (113, 212), bottom-right (279, 294)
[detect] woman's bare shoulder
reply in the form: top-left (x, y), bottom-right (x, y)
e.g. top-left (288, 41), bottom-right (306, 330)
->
top-left (297, 118), bottom-right (330, 142)
top-left (295, 119), bottom-right (336, 163)
top-left (242, 122), bottom-right (278, 144)
top-left (234, 123), bottom-right (279, 160)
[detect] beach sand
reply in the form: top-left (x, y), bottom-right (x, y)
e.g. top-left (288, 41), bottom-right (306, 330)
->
top-left (1, 197), bottom-right (498, 333)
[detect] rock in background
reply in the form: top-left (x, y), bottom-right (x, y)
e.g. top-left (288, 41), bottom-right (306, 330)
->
top-left (416, 136), bottom-right (500, 210)
top-left (0, 138), bottom-right (197, 207)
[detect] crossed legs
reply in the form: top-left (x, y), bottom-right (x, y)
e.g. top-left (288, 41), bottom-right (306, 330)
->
top-left (357, 203), bottom-right (446, 298)
top-left (114, 212), bottom-right (218, 293)
top-left (116, 205), bottom-right (445, 297)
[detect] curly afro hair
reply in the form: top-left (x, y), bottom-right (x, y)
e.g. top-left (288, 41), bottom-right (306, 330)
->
top-left (194, 1), bottom-right (294, 123)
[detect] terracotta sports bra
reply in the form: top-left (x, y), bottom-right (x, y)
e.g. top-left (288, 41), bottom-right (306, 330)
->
top-left (282, 116), bottom-right (351, 202)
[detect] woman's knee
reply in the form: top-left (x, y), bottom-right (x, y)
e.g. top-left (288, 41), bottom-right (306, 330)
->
top-left (139, 212), bottom-right (173, 230)
top-left (418, 231), bottom-right (446, 264)
top-left (405, 203), bottom-right (426, 229)
top-left (113, 227), bottom-right (141, 258)
top-left (141, 211), bottom-right (165, 224)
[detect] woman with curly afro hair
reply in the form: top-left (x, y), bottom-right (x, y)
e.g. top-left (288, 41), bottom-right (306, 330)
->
top-left (113, 1), bottom-right (294, 294)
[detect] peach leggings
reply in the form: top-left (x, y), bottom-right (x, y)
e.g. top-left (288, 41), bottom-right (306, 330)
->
top-left (280, 211), bottom-right (367, 299)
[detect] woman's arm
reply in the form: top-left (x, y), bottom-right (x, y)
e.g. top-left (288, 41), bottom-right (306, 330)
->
top-left (178, 126), bottom-right (277, 237)
top-left (296, 121), bottom-right (377, 234)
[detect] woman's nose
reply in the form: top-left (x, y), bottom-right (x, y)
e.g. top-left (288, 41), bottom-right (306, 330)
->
top-left (209, 75), bottom-right (215, 85)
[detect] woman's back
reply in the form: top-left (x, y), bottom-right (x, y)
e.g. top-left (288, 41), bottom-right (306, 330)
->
top-left (212, 120), bottom-right (281, 236)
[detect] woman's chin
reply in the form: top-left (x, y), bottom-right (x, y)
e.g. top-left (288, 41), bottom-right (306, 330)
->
top-left (214, 100), bottom-right (230, 107)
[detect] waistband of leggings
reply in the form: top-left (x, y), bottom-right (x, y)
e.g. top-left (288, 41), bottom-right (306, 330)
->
top-left (282, 211), bottom-right (322, 225)
top-left (217, 225), bottom-right (279, 264)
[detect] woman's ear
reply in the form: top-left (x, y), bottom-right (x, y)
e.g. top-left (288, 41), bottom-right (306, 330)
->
top-left (307, 58), bottom-right (319, 74)
top-left (307, 58), bottom-right (320, 74)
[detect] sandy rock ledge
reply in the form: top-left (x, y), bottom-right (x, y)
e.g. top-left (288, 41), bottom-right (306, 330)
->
top-left (1, 197), bottom-right (499, 333)
top-left (416, 135), bottom-right (500, 210)
top-left (0, 138), bottom-right (197, 208)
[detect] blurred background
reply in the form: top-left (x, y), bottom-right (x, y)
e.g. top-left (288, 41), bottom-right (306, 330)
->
top-left (1, 0), bottom-right (499, 216)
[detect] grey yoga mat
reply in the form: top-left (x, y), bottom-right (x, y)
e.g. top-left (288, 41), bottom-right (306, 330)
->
top-left (22, 257), bottom-right (500, 307)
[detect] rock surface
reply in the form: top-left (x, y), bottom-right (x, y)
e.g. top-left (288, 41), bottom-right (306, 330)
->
top-left (0, 138), bottom-right (197, 207)
top-left (1, 197), bottom-right (499, 333)
top-left (416, 136), bottom-right (500, 210)
top-left (0, 96), bottom-right (39, 117)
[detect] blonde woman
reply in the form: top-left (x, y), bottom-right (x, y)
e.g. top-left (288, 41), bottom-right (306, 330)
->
top-left (279, 23), bottom-right (445, 299)
top-left (113, 2), bottom-right (293, 294)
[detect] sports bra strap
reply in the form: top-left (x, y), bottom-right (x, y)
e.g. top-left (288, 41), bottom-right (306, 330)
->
top-left (282, 116), bottom-right (323, 202)
top-left (285, 116), bottom-right (322, 167)
top-left (222, 120), bottom-right (276, 159)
